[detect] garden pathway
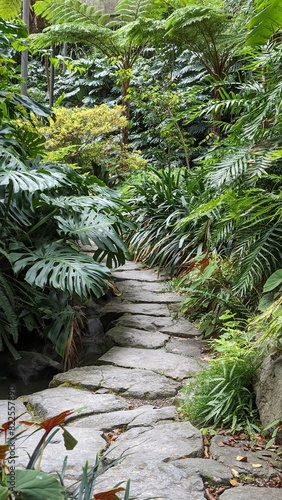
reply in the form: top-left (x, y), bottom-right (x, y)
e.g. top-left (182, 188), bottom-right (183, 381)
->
top-left (1, 261), bottom-right (282, 499)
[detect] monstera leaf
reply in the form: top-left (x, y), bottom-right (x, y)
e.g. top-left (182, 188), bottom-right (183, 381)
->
top-left (10, 242), bottom-right (110, 298)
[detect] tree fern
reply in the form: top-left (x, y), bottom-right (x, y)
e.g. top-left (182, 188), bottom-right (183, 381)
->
top-left (0, 0), bottom-right (21, 20)
top-left (34, 0), bottom-right (109, 26)
top-left (113, 0), bottom-right (154, 25)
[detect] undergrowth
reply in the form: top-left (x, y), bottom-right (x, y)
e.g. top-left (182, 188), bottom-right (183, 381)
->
top-left (179, 323), bottom-right (262, 435)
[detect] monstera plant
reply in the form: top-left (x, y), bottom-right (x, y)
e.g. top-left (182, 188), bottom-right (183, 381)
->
top-left (0, 17), bottom-right (129, 367)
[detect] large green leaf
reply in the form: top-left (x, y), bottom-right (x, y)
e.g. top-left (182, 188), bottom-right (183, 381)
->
top-left (247, 0), bottom-right (282, 45)
top-left (0, 485), bottom-right (9, 500)
top-left (55, 209), bottom-right (126, 252)
top-left (0, 156), bottom-right (65, 193)
top-left (6, 469), bottom-right (65, 500)
top-left (263, 269), bottom-right (282, 292)
top-left (10, 242), bottom-right (110, 298)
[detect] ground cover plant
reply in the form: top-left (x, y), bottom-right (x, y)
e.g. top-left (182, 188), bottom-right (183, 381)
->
top-left (0, 409), bottom-right (132, 499)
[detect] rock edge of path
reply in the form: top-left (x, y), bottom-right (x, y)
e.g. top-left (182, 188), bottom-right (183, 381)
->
top-left (1, 261), bottom-right (281, 499)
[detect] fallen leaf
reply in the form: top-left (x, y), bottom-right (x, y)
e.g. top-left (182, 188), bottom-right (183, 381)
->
top-left (236, 455), bottom-right (248, 462)
top-left (218, 441), bottom-right (225, 447)
top-left (252, 463), bottom-right (263, 468)
top-left (230, 479), bottom-right (240, 487)
top-left (231, 468), bottom-right (240, 477)
top-left (94, 487), bottom-right (125, 500)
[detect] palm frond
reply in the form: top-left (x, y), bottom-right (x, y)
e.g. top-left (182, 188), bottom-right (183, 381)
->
top-left (230, 192), bottom-right (282, 295)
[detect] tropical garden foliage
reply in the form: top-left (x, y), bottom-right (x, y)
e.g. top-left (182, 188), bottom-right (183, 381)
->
top-left (1, 0), bottom-right (282, 435)
top-left (0, 8), bottom-right (129, 369)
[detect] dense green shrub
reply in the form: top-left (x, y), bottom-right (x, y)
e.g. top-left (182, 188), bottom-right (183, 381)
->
top-left (40, 104), bottom-right (146, 184)
top-left (180, 326), bottom-right (261, 433)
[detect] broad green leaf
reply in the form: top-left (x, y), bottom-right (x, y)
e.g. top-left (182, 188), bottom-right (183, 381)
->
top-left (247, 0), bottom-right (282, 46)
top-left (10, 242), bottom-right (110, 298)
top-left (6, 470), bottom-right (65, 500)
top-left (263, 269), bottom-right (282, 292)
top-left (62, 428), bottom-right (78, 450)
top-left (0, 485), bottom-right (9, 500)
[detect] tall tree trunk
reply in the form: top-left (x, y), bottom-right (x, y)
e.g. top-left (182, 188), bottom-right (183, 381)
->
top-left (21, 0), bottom-right (30, 95)
top-left (49, 45), bottom-right (55, 107)
top-left (121, 79), bottom-right (130, 145)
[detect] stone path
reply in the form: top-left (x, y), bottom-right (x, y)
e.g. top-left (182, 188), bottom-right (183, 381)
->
top-left (1, 261), bottom-right (282, 499)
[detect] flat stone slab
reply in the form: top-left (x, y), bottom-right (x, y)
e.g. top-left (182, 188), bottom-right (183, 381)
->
top-left (118, 290), bottom-right (182, 303)
top-left (114, 262), bottom-right (145, 271)
top-left (117, 280), bottom-right (167, 292)
top-left (165, 338), bottom-right (205, 359)
top-left (24, 387), bottom-right (129, 420)
top-left (69, 406), bottom-right (178, 430)
top-left (96, 460), bottom-right (206, 500)
top-left (105, 421), bottom-right (203, 463)
top-left (0, 399), bottom-right (30, 423)
top-left (15, 426), bottom-right (105, 484)
top-left (116, 313), bottom-right (199, 337)
top-left (101, 302), bottom-right (170, 316)
top-left (210, 435), bottom-right (282, 480)
top-left (111, 269), bottom-right (163, 281)
top-left (98, 347), bottom-right (200, 380)
top-left (51, 365), bottom-right (180, 399)
top-left (220, 486), bottom-right (282, 499)
top-left (173, 458), bottom-right (232, 485)
top-left (106, 325), bottom-right (170, 348)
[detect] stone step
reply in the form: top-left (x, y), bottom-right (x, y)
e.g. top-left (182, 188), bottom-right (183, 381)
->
top-left (101, 301), bottom-right (170, 316)
top-left (115, 313), bottom-right (199, 337)
top-left (69, 405), bottom-right (178, 431)
top-left (111, 269), bottom-right (163, 281)
top-left (24, 386), bottom-right (129, 420)
top-left (220, 487), bottom-right (282, 499)
top-left (104, 421), bottom-right (203, 464)
top-left (105, 325), bottom-right (170, 348)
top-left (51, 364), bottom-right (180, 399)
top-left (98, 346), bottom-right (201, 380)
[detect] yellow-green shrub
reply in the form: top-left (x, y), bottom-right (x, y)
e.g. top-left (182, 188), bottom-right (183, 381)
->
top-left (39, 104), bottom-right (144, 183)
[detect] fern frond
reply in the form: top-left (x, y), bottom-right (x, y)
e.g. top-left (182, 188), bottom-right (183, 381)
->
top-left (0, 0), bottom-right (21, 20)
top-left (30, 23), bottom-right (119, 57)
top-left (114, 0), bottom-right (154, 25)
top-left (34, 0), bottom-right (109, 26)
